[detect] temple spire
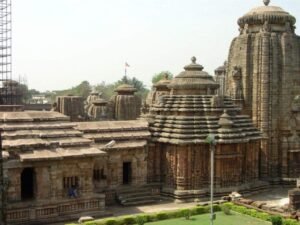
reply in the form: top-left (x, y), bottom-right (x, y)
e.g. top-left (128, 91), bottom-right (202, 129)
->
top-left (263, 0), bottom-right (270, 6)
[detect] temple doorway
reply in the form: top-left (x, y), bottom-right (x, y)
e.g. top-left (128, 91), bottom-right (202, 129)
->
top-left (123, 162), bottom-right (132, 185)
top-left (21, 168), bottom-right (35, 200)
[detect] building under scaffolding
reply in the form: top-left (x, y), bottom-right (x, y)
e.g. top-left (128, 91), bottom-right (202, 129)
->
top-left (0, 0), bottom-right (21, 105)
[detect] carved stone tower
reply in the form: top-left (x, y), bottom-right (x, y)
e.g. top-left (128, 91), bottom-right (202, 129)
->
top-left (225, 0), bottom-right (300, 180)
top-left (111, 84), bottom-right (141, 120)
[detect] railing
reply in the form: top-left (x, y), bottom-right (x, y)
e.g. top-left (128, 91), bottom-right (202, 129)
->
top-left (6, 197), bottom-right (104, 223)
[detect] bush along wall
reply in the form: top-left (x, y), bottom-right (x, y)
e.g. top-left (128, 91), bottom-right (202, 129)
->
top-left (79, 205), bottom-right (221, 225)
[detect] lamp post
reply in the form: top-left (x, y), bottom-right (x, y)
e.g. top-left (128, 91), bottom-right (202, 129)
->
top-left (0, 130), bottom-right (6, 225)
top-left (206, 134), bottom-right (216, 225)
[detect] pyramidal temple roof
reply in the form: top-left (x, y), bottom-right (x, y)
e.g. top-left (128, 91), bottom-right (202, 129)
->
top-left (168, 57), bottom-right (219, 95)
top-left (148, 57), bottom-right (262, 145)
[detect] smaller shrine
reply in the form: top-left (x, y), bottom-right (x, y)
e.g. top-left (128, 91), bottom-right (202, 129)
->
top-left (147, 57), bottom-right (264, 200)
top-left (110, 84), bottom-right (141, 120)
top-left (85, 91), bottom-right (112, 121)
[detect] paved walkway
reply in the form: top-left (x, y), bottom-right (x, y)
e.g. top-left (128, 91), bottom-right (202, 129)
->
top-left (107, 200), bottom-right (199, 217)
top-left (247, 187), bottom-right (290, 207)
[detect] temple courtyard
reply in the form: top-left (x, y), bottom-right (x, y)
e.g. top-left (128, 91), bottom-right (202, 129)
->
top-left (50, 187), bottom-right (290, 224)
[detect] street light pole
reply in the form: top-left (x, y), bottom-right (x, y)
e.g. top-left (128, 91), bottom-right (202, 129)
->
top-left (206, 134), bottom-right (216, 225)
top-left (0, 130), bottom-right (6, 225)
top-left (210, 142), bottom-right (215, 225)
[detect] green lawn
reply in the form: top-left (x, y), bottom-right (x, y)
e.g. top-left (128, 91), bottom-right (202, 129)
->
top-left (147, 212), bottom-right (271, 225)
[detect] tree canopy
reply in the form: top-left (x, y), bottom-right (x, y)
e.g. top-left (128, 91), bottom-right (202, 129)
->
top-left (25, 77), bottom-right (150, 103)
top-left (53, 81), bottom-right (92, 99)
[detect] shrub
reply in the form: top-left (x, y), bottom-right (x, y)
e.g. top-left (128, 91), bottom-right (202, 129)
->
top-left (105, 219), bottom-right (119, 225)
top-left (221, 204), bottom-right (231, 215)
top-left (248, 209), bottom-right (258, 217)
top-left (194, 206), bottom-right (207, 215)
top-left (122, 216), bottom-right (136, 225)
top-left (222, 202), bottom-right (234, 209)
top-left (166, 210), bottom-right (182, 218)
top-left (213, 204), bottom-right (222, 212)
top-left (181, 209), bottom-right (191, 220)
top-left (135, 215), bottom-right (146, 225)
top-left (155, 212), bottom-right (169, 220)
top-left (283, 219), bottom-right (299, 225)
top-left (84, 222), bottom-right (98, 225)
top-left (147, 213), bottom-right (157, 222)
top-left (270, 216), bottom-right (283, 225)
top-left (257, 212), bottom-right (270, 221)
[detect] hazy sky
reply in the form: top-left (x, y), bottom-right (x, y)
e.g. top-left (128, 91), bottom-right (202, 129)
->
top-left (13, 0), bottom-right (300, 91)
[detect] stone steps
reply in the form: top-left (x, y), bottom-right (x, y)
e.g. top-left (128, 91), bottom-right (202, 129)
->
top-left (120, 198), bottom-right (157, 206)
top-left (117, 186), bottom-right (160, 206)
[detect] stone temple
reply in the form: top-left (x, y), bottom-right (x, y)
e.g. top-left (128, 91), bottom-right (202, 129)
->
top-left (224, 0), bottom-right (300, 180)
top-left (146, 57), bottom-right (263, 200)
top-left (0, 0), bottom-right (300, 224)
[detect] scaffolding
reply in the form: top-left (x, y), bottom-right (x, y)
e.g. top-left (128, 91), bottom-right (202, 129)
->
top-left (0, 0), bottom-right (14, 105)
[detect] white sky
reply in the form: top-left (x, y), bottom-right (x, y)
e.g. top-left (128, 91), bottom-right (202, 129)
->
top-left (13, 0), bottom-right (300, 91)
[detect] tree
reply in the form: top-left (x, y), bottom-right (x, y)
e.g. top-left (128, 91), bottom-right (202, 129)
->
top-left (18, 84), bottom-right (40, 104)
top-left (94, 81), bottom-right (116, 100)
top-left (75, 81), bottom-right (92, 98)
top-left (53, 80), bottom-right (92, 100)
top-left (152, 71), bottom-right (173, 84)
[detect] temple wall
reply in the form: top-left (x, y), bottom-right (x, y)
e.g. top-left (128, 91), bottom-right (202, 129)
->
top-left (226, 30), bottom-right (300, 180)
top-left (5, 157), bottom-right (105, 203)
top-left (147, 143), bottom-right (162, 183)
top-left (157, 142), bottom-right (260, 192)
top-left (4, 157), bottom-right (106, 224)
top-left (106, 148), bottom-right (147, 188)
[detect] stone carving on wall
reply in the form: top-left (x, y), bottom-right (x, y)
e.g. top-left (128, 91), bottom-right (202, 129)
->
top-left (141, 101), bottom-right (149, 115)
top-left (288, 95), bottom-right (300, 131)
top-left (240, 24), bottom-right (249, 35)
top-left (261, 21), bottom-right (271, 33)
top-left (231, 66), bottom-right (243, 100)
top-left (292, 95), bottom-right (300, 112)
top-left (287, 96), bottom-right (300, 154)
top-left (211, 95), bottom-right (224, 107)
top-left (285, 22), bottom-right (293, 34)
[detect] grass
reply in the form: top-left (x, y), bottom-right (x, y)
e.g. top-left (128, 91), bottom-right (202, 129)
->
top-left (147, 212), bottom-right (271, 225)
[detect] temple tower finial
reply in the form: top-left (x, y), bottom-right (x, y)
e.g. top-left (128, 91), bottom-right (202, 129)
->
top-left (191, 56), bottom-right (197, 64)
top-left (263, 0), bottom-right (270, 6)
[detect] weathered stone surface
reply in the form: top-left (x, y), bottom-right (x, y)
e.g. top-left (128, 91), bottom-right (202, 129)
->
top-left (56, 96), bottom-right (85, 121)
top-left (214, 62), bottom-right (227, 96)
top-left (289, 188), bottom-right (300, 211)
top-left (0, 110), bottom-right (151, 224)
top-left (225, 2), bottom-right (300, 180)
top-left (110, 84), bottom-right (141, 120)
top-left (147, 57), bottom-right (263, 199)
top-left (85, 92), bottom-right (113, 121)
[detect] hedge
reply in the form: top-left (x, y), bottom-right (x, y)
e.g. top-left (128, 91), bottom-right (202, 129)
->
top-left (82, 205), bottom-right (220, 225)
